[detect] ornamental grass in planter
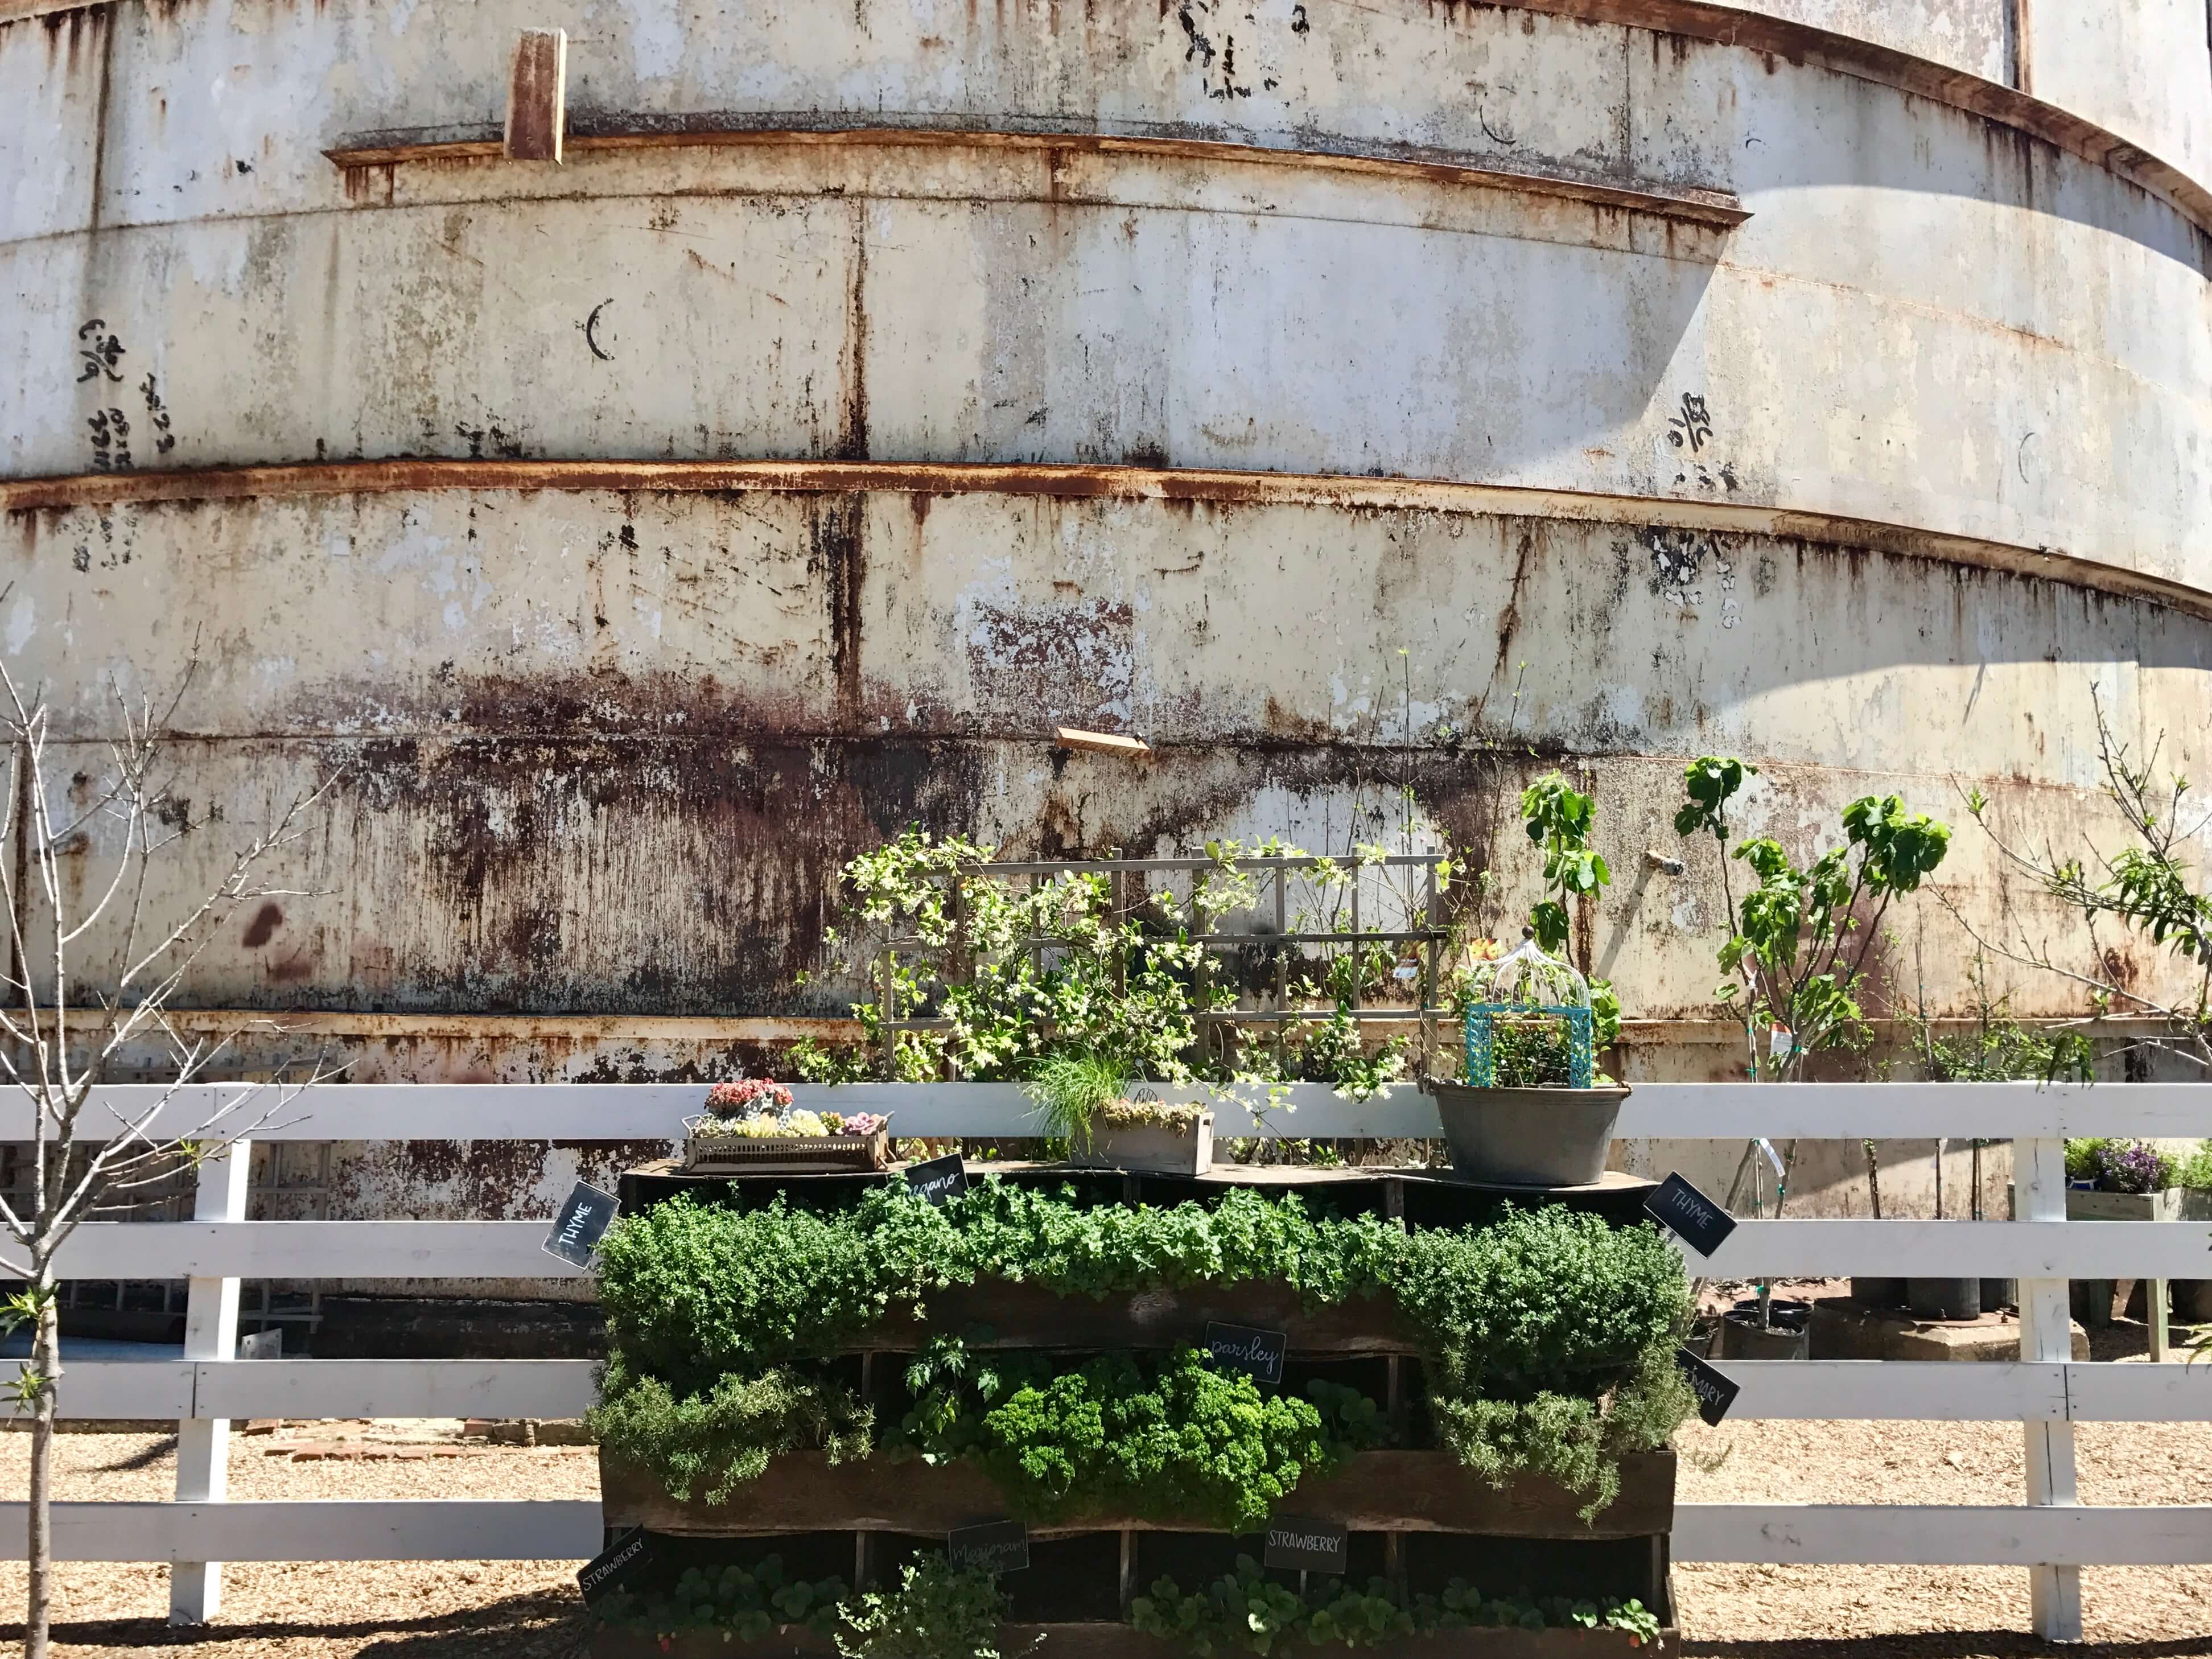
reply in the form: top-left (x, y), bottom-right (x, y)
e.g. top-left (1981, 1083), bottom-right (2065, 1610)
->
top-left (1426, 931), bottom-right (1629, 1188)
top-left (1025, 1051), bottom-right (1213, 1175)
top-left (683, 1078), bottom-right (891, 1174)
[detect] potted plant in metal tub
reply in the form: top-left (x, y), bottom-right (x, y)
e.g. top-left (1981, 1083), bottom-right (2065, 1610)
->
top-left (1426, 928), bottom-right (1629, 1187)
top-left (1027, 1051), bottom-right (1213, 1175)
top-left (682, 1078), bottom-right (891, 1174)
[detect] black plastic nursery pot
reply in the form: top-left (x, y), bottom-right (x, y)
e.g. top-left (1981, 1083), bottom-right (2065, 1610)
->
top-left (1907, 1278), bottom-right (1980, 1321)
top-left (1715, 1298), bottom-right (1811, 1361)
top-left (1426, 1084), bottom-right (1631, 1187)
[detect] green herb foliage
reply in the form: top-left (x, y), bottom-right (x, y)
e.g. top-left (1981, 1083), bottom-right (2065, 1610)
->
top-left (2176, 1139), bottom-right (2212, 1190)
top-left (899, 1343), bottom-right (1380, 1531)
top-left (1130, 1559), bottom-right (1665, 1656)
top-left (1394, 1207), bottom-right (1693, 1517)
top-left (586, 1355), bottom-right (872, 1504)
top-left (593, 1557), bottom-right (850, 1642)
top-left (837, 1554), bottom-right (1012, 1659)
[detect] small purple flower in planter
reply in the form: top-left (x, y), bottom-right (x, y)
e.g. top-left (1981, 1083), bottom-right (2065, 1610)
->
top-left (2091, 1138), bottom-right (2176, 1195)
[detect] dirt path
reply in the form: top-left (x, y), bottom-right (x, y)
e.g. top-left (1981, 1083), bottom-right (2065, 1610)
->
top-left (1, 1415), bottom-right (2205, 1657)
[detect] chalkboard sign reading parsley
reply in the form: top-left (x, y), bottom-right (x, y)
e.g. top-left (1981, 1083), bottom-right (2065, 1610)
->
top-left (576, 1525), bottom-right (654, 1605)
top-left (1263, 1516), bottom-right (1349, 1574)
top-left (947, 1518), bottom-right (1029, 1575)
top-left (1204, 1322), bottom-right (1287, 1386)
top-left (1675, 1345), bottom-right (1740, 1426)
top-left (904, 1153), bottom-right (969, 1207)
top-left (1643, 1172), bottom-right (1736, 1258)
top-left (543, 1182), bottom-right (619, 1269)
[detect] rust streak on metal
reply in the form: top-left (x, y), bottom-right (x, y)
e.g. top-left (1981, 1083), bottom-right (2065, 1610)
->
top-left (320, 123), bottom-right (1752, 227)
top-left (7, 457), bottom-right (2207, 620)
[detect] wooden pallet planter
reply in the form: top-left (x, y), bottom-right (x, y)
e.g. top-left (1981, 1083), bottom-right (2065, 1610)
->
top-left (587, 1622), bottom-right (1679, 1658)
top-left (600, 1451), bottom-right (1675, 1541)
top-left (866, 1279), bottom-right (1419, 1356)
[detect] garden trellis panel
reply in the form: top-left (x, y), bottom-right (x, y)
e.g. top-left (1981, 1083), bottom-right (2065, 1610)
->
top-left (2, 1080), bottom-right (2208, 1646)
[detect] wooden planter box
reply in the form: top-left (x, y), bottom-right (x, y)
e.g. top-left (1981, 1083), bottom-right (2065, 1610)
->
top-left (2066, 1187), bottom-right (2181, 1222)
top-left (589, 1623), bottom-right (1678, 1658)
top-left (1069, 1114), bottom-right (1216, 1175)
top-left (600, 1449), bottom-right (1676, 1541)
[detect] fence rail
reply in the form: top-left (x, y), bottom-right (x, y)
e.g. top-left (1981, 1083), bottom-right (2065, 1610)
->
top-left (7, 1079), bottom-right (2209, 1641)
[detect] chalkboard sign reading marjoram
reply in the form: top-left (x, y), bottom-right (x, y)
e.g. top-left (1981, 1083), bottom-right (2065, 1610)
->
top-left (1643, 1172), bottom-right (1736, 1259)
top-left (1675, 1346), bottom-right (1740, 1427)
top-left (947, 1518), bottom-right (1029, 1575)
top-left (542, 1182), bottom-right (620, 1269)
top-left (1264, 1516), bottom-right (1349, 1575)
top-left (576, 1525), bottom-right (654, 1605)
top-left (1204, 1322), bottom-right (1287, 1386)
top-left (904, 1153), bottom-right (969, 1207)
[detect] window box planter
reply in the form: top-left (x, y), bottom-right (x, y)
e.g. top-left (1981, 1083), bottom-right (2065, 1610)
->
top-left (681, 1116), bottom-right (892, 1175)
top-left (2065, 1187), bottom-right (2180, 1222)
top-left (1068, 1110), bottom-right (1215, 1176)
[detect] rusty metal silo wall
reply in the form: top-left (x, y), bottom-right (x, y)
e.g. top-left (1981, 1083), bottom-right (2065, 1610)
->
top-left (3, 0), bottom-right (2211, 1231)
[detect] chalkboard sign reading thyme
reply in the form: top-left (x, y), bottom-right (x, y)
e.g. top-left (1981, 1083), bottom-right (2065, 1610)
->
top-left (1675, 1346), bottom-right (1740, 1426)
top-left (904, 1153), bottom-right (969, 1207)
top-left (577, 1525), bottom-right (654, 1605)
top-left (947, 1519), bottom-right (1029, 1575)
top-left (1643, 1172), bottom-right (1736, 1258)
top-left (542, 1182), bottom-right (620, 1269)
top-left (1204, 1322), bottom-right (1287, 1386)
top-left (1264, 1516), bottom-right (1349, 1574)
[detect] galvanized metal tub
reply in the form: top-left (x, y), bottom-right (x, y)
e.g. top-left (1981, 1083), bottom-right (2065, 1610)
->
top-left (1426, 1083), bottom-right (1630, 1187)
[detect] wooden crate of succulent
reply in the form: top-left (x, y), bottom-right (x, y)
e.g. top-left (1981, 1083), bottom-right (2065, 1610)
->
top-left (683, 1080), bottom-right (891, 1174)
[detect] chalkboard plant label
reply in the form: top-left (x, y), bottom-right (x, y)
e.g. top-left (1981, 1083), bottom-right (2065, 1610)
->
top-left (1204, 1321), bottom-right (1287, 1386)
top-left (1675, 1345), bottom-right (1740, 1426)
top-left (905, 1152), bottom-right (969, 1207)
top-left (576, 1525), bottom-right (654, 1605)
top-left (542, 1181), bottom-right (620, 1269)
top-left (947, 1518), bottom-right (1029, 1575)
top-left (1263, 1515), bottom-right (1349, 1574)
top-left (1643, 1172), bottom-right (1736, 1258)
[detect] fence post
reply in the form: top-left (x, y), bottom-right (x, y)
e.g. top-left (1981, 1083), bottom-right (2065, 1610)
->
top-left (2017, 1135), bottom-right (2082, 1641)
top-left (169, 1139), bottom-right (250, 1624)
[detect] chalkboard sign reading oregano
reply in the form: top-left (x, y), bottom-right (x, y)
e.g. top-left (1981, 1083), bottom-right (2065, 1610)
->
top-left (947, 1518), bottom-right (1028, 1575)
top-left (1263, 1515), bottom-right (1349, 1574)
top-left (543, 1181), bottom-right (620, 1269)
top-left (1643, 1172), bottom-right (1735, 1258)
top-left (1204, 1322), bottom-right (1287, 1386)
top-left (1675, 1345), bottom-right (1740, 1426)
top-left (904, 1153), bottom-right (969, 1207)
top-left (576, 1525), bottom-right (654, 1605)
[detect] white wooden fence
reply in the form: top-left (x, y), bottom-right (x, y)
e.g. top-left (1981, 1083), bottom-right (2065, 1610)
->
top-left (5, 1081), bottom-right (2209, 1642)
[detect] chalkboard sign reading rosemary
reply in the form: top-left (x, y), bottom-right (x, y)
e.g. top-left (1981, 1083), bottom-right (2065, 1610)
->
top-left (543, 1181), bottom-right (620, 1269)
top-left (1675, 1345), bottom-right (1740, 1427)
top-left (947, 1518), bottom-right (1029, 1575)
top-left (1263, 1516), bottom-right (1349, 1574)
top-left (1643, 1172), bottom-right (1736, 1258)
top-left (904, 1153), bottom-right (969, 1207)
top-left (1204, 1322), bottom-right (1287, 1386)
top-left (576, 1525), bottom-right (654, 1605)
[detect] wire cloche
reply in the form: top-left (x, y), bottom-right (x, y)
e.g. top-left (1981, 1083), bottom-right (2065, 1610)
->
top-left (1461, 927), bottom-right (1596, 1089)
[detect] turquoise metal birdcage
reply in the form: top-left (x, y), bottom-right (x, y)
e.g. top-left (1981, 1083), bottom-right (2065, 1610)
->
top-left (1461, 928), bottom-right (1595, 1089)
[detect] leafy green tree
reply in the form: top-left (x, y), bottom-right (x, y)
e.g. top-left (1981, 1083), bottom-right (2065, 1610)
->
top-left (1944, 694), bottom-right (2211, 1074)
top-left (1675, 758), bottom-right (1950, 1215)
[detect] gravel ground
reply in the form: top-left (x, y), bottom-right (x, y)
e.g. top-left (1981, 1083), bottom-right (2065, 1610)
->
top-left (2, 1411), bottom-right (2206, 1657)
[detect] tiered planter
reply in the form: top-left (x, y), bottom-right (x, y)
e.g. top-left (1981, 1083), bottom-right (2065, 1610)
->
top-left (596, 1160), bottom-right (1678, 1657)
